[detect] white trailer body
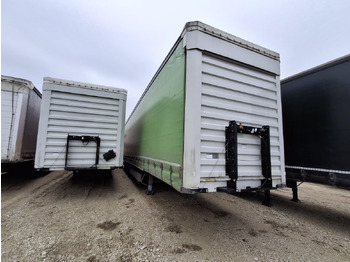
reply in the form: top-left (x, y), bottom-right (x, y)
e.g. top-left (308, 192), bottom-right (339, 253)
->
top-left (124, 21), bottom-right (285, 197)
top-left (184, 24), bottom-right (285, 193)
top-left (1, 75), bottom-right (42, 163)
top-left (35, 77), bottom-right (127, 171)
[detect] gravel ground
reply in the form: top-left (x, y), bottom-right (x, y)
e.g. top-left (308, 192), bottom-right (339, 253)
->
top-left (1, 169), bottom-right (350, 262)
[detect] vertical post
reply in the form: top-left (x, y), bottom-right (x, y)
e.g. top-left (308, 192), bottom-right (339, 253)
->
top-left (291, 181), bottom-right (299, 202)
top-left (261, 126), bottom-right (272, 188)
top-left (287, 179), bottom-right (300, 202)
top-left (183, 49), bottom-right (202, 189)
top-left (225, 121), bottom-right (238, 190)
top-left (65, 135), bottom-right (70, 170)
top-left (95, 137), bottom-right (101, 167)
top-left (146, 174), bottom-right (154, 195)
top-left (263, 189), bottom-right (271, 206)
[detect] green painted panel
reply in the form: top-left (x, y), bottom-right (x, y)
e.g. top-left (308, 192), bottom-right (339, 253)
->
top-left (124, 41), bottom-right (186, 191)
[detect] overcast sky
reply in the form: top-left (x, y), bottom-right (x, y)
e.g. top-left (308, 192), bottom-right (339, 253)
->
top-left (2, 0), bottom-right (350, 117)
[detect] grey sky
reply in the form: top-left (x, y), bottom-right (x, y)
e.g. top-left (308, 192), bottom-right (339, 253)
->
top-left (2, 0), bottom-right (350, 117)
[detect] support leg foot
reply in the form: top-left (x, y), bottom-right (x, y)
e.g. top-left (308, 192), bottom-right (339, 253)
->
top-left (262, 189), bottom-right (271, 206)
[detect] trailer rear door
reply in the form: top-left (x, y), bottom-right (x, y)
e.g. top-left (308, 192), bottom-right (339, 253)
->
top-left (199, 53), bottom-right (284, 192)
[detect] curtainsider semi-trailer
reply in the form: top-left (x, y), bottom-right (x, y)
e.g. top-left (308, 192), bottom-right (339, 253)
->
top-left (1, 75), bottom-right (42, 172)
top-left (124, 21), bottom-right (286, 204)
top-left (281, 54), bottom-right (350, 200)
top-left (35, 77), bottom-right (127, 172)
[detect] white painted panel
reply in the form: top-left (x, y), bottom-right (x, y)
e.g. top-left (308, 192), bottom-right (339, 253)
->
top-left (1, 91), bottom-right (27, 161)
top-left (183, 49), bottom-right (203, 188)
top-left (1, 91), bottom-right (18, 160)
top-left (2, 76), bottom-right (42, 163)
top-left (199, 53), bottom-right (284, 191)
top-left (45, 90), bottom-right (120, 169)
top-left (185, 30), bottom-right (280, 75)
top-left (35, 79), bottom-right (127, 171)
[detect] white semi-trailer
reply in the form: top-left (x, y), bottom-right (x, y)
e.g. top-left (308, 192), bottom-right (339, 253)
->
top-left (1, 75), bottom-right (42, 172)
top-left (124, 21), bottom-right (286, 204)
top-left (35, 77), bottom-right (127, 172)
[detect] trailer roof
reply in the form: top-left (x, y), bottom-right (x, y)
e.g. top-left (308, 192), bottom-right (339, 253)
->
top-left (182, 21), bottom-right (280, 61)
top-left (281, 54), bottom-right (350, 84)
top-left (43, 77), bottom-right (127, 94)
top-left (1, 75), bottom-right (42, 98)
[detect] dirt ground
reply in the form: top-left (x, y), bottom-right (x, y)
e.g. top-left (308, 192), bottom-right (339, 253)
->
top-left (1, 169), bottom-right (350, 262)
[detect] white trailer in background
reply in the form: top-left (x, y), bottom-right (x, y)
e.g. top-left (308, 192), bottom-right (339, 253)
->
top-left (35, 77), bottom-right (127, 172)
top-left (124, 21), bottom-right (286, 204)
top-left (1, 75), bottom-right (42, 171)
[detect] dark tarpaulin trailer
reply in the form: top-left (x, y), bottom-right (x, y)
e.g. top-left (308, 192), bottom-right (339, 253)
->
top-left (281, 54), bottom-right (350, 200)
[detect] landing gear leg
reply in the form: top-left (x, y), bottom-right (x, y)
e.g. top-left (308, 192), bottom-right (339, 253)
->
top-left (146, 175), bottom-right (154, 195)
top-left (262, 189), bottom-right (271, 206)
top-left (291, 181), bottom-right (299, 202)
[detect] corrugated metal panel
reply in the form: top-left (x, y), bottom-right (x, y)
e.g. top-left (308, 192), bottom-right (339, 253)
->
top-left (1, 91), bottom-right (19, 160)
top-left (199, 54), bottom-right (282, 190)
top-left (2, 76), bottom-right (41, 163)
top-left (42, 90), bottom-right (121, 169)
